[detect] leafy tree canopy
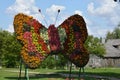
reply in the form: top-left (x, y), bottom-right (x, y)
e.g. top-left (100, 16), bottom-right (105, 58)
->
top-left (0, 30), bottom-right (21, 67)
top-left (85, 35), bottom-right (106, 57)
top-left (106, 23), bottom-right (120, 40)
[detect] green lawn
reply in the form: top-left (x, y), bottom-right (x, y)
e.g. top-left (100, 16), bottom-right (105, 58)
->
top-left (86, 68), bottom-right (120, 78)
top-left (0, 67), bottom-right (120, 80)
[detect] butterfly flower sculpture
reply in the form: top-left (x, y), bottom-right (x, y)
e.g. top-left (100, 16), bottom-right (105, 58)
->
top-left (13, 12), bottom-right (89, 69)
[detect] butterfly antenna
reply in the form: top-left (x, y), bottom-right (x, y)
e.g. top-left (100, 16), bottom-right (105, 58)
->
top-left (54, 9), bottom-right (60, 26)
top-left (38, 9), bottom-right (48, 27)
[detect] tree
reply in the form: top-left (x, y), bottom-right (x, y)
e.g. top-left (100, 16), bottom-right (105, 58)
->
top-left (0, 30), bottom-right (21, 68)
top-left (40, 55), bottom-right (56, 69)
top-left (106, 23), bottom-right (120, 40)
top-left (0, 30), bottom-right (10, 66)
top-left (85, 35), bottom-right (106, 56)
top-left (106, 31), bottom-right (114, 40)
top-left (3, 33), bottom-right (22, 67)
top-left (40, 53), bottom-right (68, 69)
top-left (0, 29), bottom-right (4, 66)
top-left (113, 27), bottom-right (120, 38)
top-left (55, 54), bottom-right (68, 69)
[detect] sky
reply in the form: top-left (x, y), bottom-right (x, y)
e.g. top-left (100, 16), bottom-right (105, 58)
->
top-left (0, 0), bottom-right (120, 38)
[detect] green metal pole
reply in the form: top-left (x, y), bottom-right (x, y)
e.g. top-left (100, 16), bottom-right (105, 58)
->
top-left (25, 66), bottom-right (29, 80)
top-left (18, 59), bottom-right (22, 80)
top-left (78, 67), bottom-right (85, 80)
top-left (82, 67), bottom-right (85, 76)
top-left (69, 62), bottom-right (72, 80)
top-left (78, 67), bottom-right (81, 80)
top-left (82, 67), bottom-right (85, 78)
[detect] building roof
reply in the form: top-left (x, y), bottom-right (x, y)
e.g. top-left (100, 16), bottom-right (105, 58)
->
top-left (104, 39), bottom-right (120, 58)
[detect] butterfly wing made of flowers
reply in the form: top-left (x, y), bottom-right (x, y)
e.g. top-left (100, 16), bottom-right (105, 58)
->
top-left (14, 13), bottom-right (50, 69)
top-left (58, 14), bottom-right (89, 67)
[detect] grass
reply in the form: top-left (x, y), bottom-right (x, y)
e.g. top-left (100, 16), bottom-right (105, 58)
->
top-left (0, 67), bottom-right (120, 80)
top-left (86, 68), bottom-right (120, 78)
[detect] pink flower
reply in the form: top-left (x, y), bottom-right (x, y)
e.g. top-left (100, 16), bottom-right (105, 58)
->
top-left (28, 43), bottom-right (36, 52)
top-left (23, 32), bottom-right (32, 40)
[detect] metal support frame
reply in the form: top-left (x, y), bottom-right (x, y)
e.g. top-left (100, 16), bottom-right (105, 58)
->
top-left (18, 59), bottom-right (29, 80)
top-left (18, 59), bottom-right (22, 80)
top-left (69, 62), bottom-right (85, 80)
top-left (78, 67), bottom-right (85, 80)
top-left (18, 59), bottom-right (85, 80)
top-left (25, 66), bottom-right (29, 80)
top-left (69, 62), bottom-right (72, 80)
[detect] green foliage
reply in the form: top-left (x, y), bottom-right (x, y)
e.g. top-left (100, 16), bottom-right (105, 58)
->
top-left (40, 54), bottom-right (68, 69)
top-left (106, 24), bottom-right (120, 40)
top-left (0, 30), bottom-right (21, 67)
top-left (85, 35), bottom-right (106, 56)
top-left (45, 56), bottom-right (55, 69)
top-left (55, 54), bottom-right (68, 69)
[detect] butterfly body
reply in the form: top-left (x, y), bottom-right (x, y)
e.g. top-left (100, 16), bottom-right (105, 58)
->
top-left (48, 24), bottom-right (61, 52)
top-left (14, 13), bottom-right (89, 69)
